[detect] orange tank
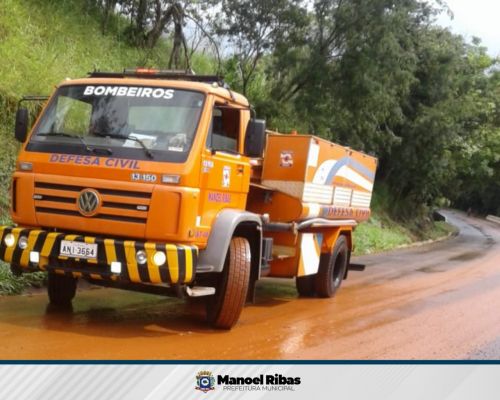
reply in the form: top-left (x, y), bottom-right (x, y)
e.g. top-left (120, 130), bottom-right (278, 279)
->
top-left (254, 133), bottom-right (376, 222)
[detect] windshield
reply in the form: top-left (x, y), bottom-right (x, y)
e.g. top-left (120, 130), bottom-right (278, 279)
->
top-left (28, 85), bottom-right (205, 162)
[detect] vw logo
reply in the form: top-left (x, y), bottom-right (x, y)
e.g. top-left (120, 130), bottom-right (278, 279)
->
top-left (77, 189), bottom-right (100, 216)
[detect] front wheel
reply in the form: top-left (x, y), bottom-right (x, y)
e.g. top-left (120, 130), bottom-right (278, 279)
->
top-left (315, 235), bottom-right (349, 298)
top-left (47, 272), bottom-right (77, 307)
top-left (206, 237), bottom-right (251, 329)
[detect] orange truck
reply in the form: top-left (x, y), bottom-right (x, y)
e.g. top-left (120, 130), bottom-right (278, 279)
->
top-left (0, 69), bottom-right (377, 329)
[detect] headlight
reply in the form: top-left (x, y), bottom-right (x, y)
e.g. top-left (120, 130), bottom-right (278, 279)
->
top-left (18, 236), bottom-right (28, 250)
top-left (153, 251), bottom-right (166, 266)
top-left (135, 250), bottom-right (147, 265)
top-left (4, 233), bottom-right (15, 248)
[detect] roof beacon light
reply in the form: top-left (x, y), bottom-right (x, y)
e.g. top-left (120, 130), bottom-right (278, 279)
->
top-left (134, 68), bottom-right (159, 75)
top-left (125, 68), bottom-right (192, 76)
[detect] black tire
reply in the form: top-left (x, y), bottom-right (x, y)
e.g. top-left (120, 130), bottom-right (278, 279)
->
top-left (47, 272), bottom-right (77, 306)
top-left (9, 263), bottom-right (23, 277)
top-left (315, 235), bottom-right (349, 298)
top-left (296, 275), bottom-right (316, 297)
top-left (206, 237), bottom-right (251, 329)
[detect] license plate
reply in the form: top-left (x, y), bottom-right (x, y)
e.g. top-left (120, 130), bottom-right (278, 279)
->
top-left (60, 240), bottom-right (98, 259)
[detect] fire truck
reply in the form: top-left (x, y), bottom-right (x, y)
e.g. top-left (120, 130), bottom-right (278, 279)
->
top-left (0, 69), bottom-right (377, 329)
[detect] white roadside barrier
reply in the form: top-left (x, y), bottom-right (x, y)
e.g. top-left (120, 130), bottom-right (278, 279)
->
top-left (486, 215), bottom-right (500, 224)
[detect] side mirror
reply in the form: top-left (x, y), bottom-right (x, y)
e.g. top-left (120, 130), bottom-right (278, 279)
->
top-left (15, 108), bottom-right (29, 143)
top-left (244, 119), bottom-right (266, 158)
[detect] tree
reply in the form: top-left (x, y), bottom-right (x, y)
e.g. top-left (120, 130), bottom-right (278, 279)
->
top-left (213, 0), bottom-right (308, 95)
top-left (101, 0), bottom-right (118, 34)
top-left (450, 60), bottom-right (500, 214)
top-left (104, 0), bottom-right (195, 69)
top-left (91, 0), bottom-right (500, 217)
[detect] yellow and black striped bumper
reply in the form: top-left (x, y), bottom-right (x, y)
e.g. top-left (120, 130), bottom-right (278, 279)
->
top-left (0, 226), bottom-right (198, 285)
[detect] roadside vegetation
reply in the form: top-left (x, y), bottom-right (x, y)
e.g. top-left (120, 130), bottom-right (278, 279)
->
top-left (1, 0), bottom-right (498, 293)
top-left (353, 187), bottom-right (457, 255)
top-left (353, 210), bottom-right (456, 256)
top-left (0, 265), bottom-right (46, 295)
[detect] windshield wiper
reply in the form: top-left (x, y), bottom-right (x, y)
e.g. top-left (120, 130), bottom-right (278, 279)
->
top-left (37, 132), bottom-right (91, 152)
top-left (94, 132), bottom-right (154, 159)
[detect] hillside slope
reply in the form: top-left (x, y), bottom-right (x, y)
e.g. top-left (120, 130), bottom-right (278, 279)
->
top-left (0, 0), bottom-right (213, 209)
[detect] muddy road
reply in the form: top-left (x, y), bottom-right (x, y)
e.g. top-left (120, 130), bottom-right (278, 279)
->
top-left (1, 210), bottom-right (499, 360)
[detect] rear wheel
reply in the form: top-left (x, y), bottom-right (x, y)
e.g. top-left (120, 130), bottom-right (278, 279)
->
top-left (315, 235), bottom-right (349, 298)
top-left (206, 237), bottom-right (251, 329)
top-left (47, 272), bottom-right (77, 306)
top-left (295, 275), bottom-right (316, 297)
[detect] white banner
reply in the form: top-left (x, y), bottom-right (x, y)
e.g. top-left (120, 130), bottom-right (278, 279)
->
top-left (0, 364), bottom-right (499, 399)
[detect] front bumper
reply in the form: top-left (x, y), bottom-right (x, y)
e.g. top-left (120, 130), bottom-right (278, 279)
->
top-left (0, 226), bottom-right (198, 285)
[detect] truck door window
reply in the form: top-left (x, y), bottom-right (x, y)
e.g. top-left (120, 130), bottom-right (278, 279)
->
top-left (208, 106), bottom-right (240, 153)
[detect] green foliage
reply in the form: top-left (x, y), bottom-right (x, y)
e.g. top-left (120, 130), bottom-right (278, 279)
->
top-left (214, 0), bottom-right (308, 95)
top-left (0, 0), bottom-right (215, 216)
top-left (353, 188), bottom-right (456, 255)
top-left (353, 215), bottom-right (412, 255)
top-left (240, 0), bottom-right (500, 217)
top-left (6, 0), bottom-right (493, 216)
top-left (0, 0), bottom-right (217, 98)
top-left (0, 0), bottom-right (499, 226)
top-left (450, 67), bottom-right (500, 214)
top-left (0, 262), bottom-right (46, 295)
top-left (384, 29), bottom-right (490, 212)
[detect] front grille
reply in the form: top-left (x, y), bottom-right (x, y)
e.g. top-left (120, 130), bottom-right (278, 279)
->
top-left (38, 195), bottom-right (75, 204)
top-left (35, 182), bottom-right (150, 198)
top-left (34, 181), bottom-right (151, 224)
top-left (101, 201), bottom-right (142, 210)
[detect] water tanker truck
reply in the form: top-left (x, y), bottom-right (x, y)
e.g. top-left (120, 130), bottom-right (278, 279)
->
top-left (0, 69), bottom-right (377, 329)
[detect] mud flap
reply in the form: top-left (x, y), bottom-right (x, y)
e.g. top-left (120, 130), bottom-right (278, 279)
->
top-left (246, 277), bottom-right (257, 304)
top-left (349, 263), bottom-right (366, 271)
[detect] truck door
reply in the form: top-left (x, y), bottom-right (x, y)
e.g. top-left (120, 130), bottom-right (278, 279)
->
top-left (198, 103), bottom-right (250, 231)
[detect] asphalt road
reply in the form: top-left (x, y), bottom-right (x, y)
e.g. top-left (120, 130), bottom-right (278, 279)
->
top-left (0, 210), bottom-right (499, 360)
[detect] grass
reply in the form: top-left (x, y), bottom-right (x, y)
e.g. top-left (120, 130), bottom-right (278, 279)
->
top-left (353, 214), bottom-right (412, 255)
top-left (0, 210), bottom-right (46, 295)
top-left (0, 0), bottom-right (215, 214)
top-left (352, 215), bottom-right (455, 255)
top-left (0, 264), bottom-right (46, 295)
top-left (423, 221), bottom-right (457, 240)
top-left (353, 187), bottom-right (456, 255)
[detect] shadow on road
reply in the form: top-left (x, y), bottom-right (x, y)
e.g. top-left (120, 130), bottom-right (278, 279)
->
top-left (20, 279), bottom-right (301, 339)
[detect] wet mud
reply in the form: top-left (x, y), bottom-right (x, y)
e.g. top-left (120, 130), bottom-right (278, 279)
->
top-left (1, 210), bottom-right (500, 360)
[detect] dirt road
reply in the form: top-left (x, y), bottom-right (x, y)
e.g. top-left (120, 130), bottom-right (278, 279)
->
top-left (1, 210), bottom-right (499, 360)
